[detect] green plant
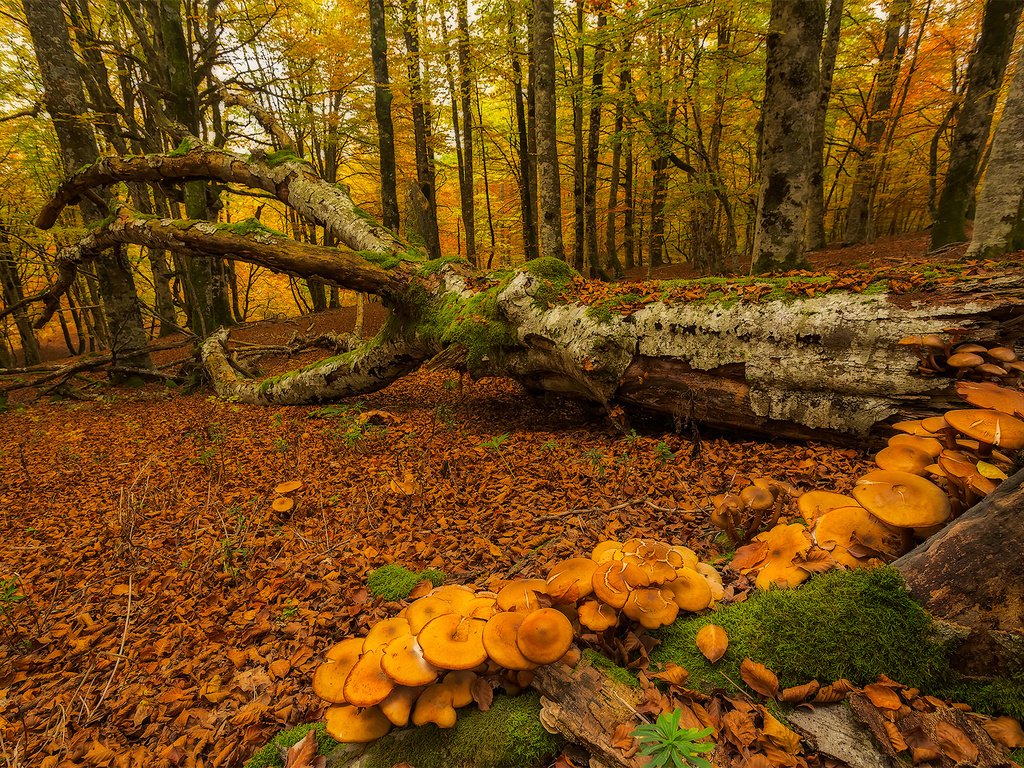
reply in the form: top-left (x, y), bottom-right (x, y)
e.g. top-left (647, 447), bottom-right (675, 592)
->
top-left (654, 441), bottom-right (676, 465)
top-left (540, 439), bottom-right (558, 454)
top-left (272, 436), bottom-right (291, 453)
top-left (480, 433), bottom-right (514, 475)
top-left (367, 564), bottom-right (446, 600)
top-left (632, 710), bottom-right (715, 768)
top-left (583, 448), bottom-right (606, 478)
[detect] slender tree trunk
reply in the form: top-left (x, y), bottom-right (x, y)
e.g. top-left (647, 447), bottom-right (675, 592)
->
top-left (806, 0), bottom-right (844, 250)
top-left (511, 13), bottom-right (539, 261)
top-left (572, 0), bottom-right (586, 272)
top-left (623, 127), bottom-right (635, 269)
top-left (475, 81), bottom-right (497, 264)
top-left (967, 42), bottom-right (1024, 258)
top-left (440, 10), bottom-right (466, 259)
top-left (750, 0), bottom-right (825, 274)
top-left (533, 0), bottom-right (565, 259)
top-left (527, 24), bottom-right (541, 252)
top-left (605, 52), bottom-right (629, 277)
top-left (0, 234), bottom-right (41, 364)
top-left (22, 0), bottom-right (151, 369)
top-left (931, 0), bottom-right (1024, 249)
top-left (584, 12), bottom-right (607, 278)
top-left (368, 0), bottom-right (400, 232)
top-left (843, 0), bottom-right (910, 245)
top-left (457, 0), bottom-right (476, 265)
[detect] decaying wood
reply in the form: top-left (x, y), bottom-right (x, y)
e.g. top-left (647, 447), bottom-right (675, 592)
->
top-left (788, 702), bottom-right (897, 768)
top-left (531, 655), bottom-right (646, 768)
top-left (894, 466), bottom-right (1024, 676)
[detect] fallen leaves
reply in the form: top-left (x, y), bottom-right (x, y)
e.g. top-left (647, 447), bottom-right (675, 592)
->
top-left (695, 624), bottom-right (728, 664)
top-left (740, 659), bottom-right (779, 699)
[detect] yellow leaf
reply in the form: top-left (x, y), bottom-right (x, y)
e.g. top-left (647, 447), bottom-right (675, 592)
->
top-left (695, 624), bottom-right (728, 664)
top-left (650, 662), bottom-right (689, 687)
top-left (976, 461), bottom-right (1007, 480)
top-left (740, 658), bottom-right (779, 699)
top-left (761, 709), bottom-right (801, 754)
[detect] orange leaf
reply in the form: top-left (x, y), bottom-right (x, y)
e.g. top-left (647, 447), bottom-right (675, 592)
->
top-left (883, 721), bottom-right (908, 752)
top-left (721, 709), bottom-right (758, 748)
top-left (695, 624), bottom-right (728, 664)
top-left (611, 723), bottom-right (635, 752)
top-left (761, 709), bottom-right (801, 754)
top-left (813, 678), bottom-right (854, 703)
top-left (864, 683), bottom-right (902, 710)
top-left (731, 542), bottom-right (769, 571)
top-left (740, 658), bottom-right (779, 699)
top-left (650, 663), bottom-right (689, 688)
top-left (282, 730), bottom-right (320, 768)
top-left (933, 721), bottom-right (978, 764)
top-left (983, 715), bottom-right (1024, 748)
top-left (780, 680), bottom-right (819, 704)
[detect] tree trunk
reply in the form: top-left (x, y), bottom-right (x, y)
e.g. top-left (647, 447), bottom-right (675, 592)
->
top-left (751, 0), bottom-right (825, 274)
top-left (806, 0), bottom-right (844, 251)
top-left (22, 0), bottom-right (151, 371)
top-left (931, 0), bottom-right (1024, 249)
top-left (572, 0), bottom-right (586, 273)
top-left (511, 12), bottom-right (539, 262)
top-left (457, 0), bottom-right (476, 266)
top-left (605, 51), bottom-right (629, 278)
top-left (584, 13), bottom-right (607, 279)
top-left (843, 0), bottom-right (910, 246)
top-left (368, 0), bottom-right (400, 232)
top-left (533, 0), bottom-right (565, 260)
top-left (966, 41), bottom-right (1024, 259)
top-left (0, 234), bottom-right (41, 365)
top-left (623, 128), bottom-right (635, 270)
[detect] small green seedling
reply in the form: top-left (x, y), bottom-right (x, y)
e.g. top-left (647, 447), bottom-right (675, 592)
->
top-left (632, 710), bottom-right (715, 768)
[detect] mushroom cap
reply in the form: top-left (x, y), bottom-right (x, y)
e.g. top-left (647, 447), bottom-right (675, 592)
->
top-left (411, 683), bottom-right (457, 728)
top-left (887, 433), bottom-right (943, 458)
top-left (363, 617), bottom-right (412, 650)
top-left (591, 560), bottom-right (649, 608)
top-left (621, 543), bottom-right (677, 585)
top-left (953, 343), bottom-right (987, 355)
top-left (937, 449), bottom-right (977, 479)
top-left (381, 634), bottom-right (440, 687)
top-left (892, 419), bottom-right (934, 437)
top-left (430, 585), bottom-right (478, 614)
top-left (874, 445), bottom-right (932, 475)
top-left (695, 562), bottom-right (725, 602)
top-left (978, 363), bottom-right (1008, 377)
top-left (852, 470), bottom-right (951, 528)
top-left (343, 648), bottom-right (395, 707)
top-left (324, 704), bottom-right (392, 742)
top-left (987, 346), bottom-right (1017, 363)
top-left (275, 480), bottom-right (303, 495)
top-left (623, 587), bottom-right (679, 629)
top-left (406, 597), bottom-right (454, 634)
top-left (313, 638), bottom-right (365, 704)
top-left (577, 600), bottom-right (618, 631)
top-left (516, 608), bottom-right (574, 664)
top-left (666, 545), bottom-right (699, 570)
top-left (464, 595), bottom-right (499, 620)
top-left (665, 567), bottom-right (713, 612)
top-left (481, 611), bottom-right (539, 671)
top-left (944, 409), bottom-right (1024, 449)
top-left (812, 506), bottom-right (905, 559)
top-left (271, 497), bottom-right (294, 513)
top-left (947, 352), bottom-right (984, 368)
top-left (378, 685), bottom-right (423, 727)
top-left (546, 557), bottom-right (598, 603)
top-left (740, 485), bottom-right (775, 512)
top-left (591, 540), bottom-right (623, 562)
top-left (417, 614), bottom-right (488, 670)
top-left (956, 381), bottom-right (1024, 416)
top-left (751, 523), bottom-right (812, 590)
top-left (442, 670), bottom-right (477, 708)
top-left (899, 334), bottom-right (945, 349)
top-left (797, 490), bottom-right (861, 526)
top-left (496, 579), bottom-right (549, 612)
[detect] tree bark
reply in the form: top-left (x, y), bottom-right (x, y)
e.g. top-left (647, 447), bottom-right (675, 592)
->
top-left (931, 0), bottom-right (1024, 249)
top-left (533, 0), bottom-right (565, 260)
top-left (584, 13), bottom-right (607, 278)
top-left (967, 43), bottom-right (1024, 259)
top-left (0, 233), bottom-right (41, 365)
top-left (806, 0), bottom-right (844, 251)
top-left (511, 12), bottom-right (539, 262)
top-left (368, 0), bottom-right (400, 232)
top-left (751, 0), bottom-right (825, 274)
top-left (457, 0), bottom-right (476, 265)
top-left (605, 50), bottom-right (629, 277)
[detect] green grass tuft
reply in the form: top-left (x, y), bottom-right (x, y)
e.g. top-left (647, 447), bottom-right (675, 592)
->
top-left (242, 722), bottom-right (339, 768)
top-left (362, 692), bottom-right (564, 768)
top-left (367, 564), bottom-right (445, 600)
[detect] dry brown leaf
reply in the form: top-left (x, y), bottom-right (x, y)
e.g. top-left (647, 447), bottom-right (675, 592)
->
top-left (740, 757), bottom-right (773, 768)
top-left (863, 683), bottom-right (902, 711)
top-left (611, 723), bottom-right (636, 752)
top-left (983, 715), bottom-right (1024, 748)
top-left (761, 709), bottom-right (801, 754)
top-left (731, 542), bottom-right (769, 571)
top-left (813, 678), bottom-right (854, 703)
top-left (933, 721), bottom-right (978, 764)
top-left (780, 680), bottom-right (820, 704)
top-left (761, 742), bottom-right (799, 766)
top-left (471, 677), bottom-right (494, 711)
top-left (721, 709), bottom-right (758, 748)
top-left (883, 721), bottom-right (908, 752)
top-left (695, 624), bottom-right (728, 664)
top-left (650, 663), bottom-right (689, 688)
top-left (282, 730), bottom-right (322, 768)
top-left (910, 745), bottom-right (941, 763)
top-left (740, 658), bottom-right (779, 699)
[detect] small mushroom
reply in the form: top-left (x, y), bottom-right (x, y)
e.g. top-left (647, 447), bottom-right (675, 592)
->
top-left (378, 685), bottom-right (423, 727)
top-left (546, 558), bottom-right (598, 603)
top-left (271, 497), bottom-right (294, 514)
top-left (797, 490), bottom-right (861, 526)
top-left (577, 600), bottom-right (618, 632)
top-left (275, 480), bottom-right (303, 495)
top-left (944, 409), bottom-right (1024, 451)
top-left (411, 683), bottom-right (458, 728)
top-left (406, 596), bottom-right (454, 634)
top-left (664, 567), bottom-right (713, 612)
top-left (324, 704), bottom-right (392, 742)
top-left (622, 587), bottom-right (679, 629)
top-left (481, 611), bottom-right (538, 671)
top-left (417, 614), bottom-right (488, 670)
top-left (874, 445), bottom-right (932, 475)
top-left (516, 608), bottom-right (574, 664)
top-left (852, 470), bottom-right (951, 529)
top-left (343, 647), bottom-right (395, 707)
top-left (495, 579), bottom-right (549, 612)
top-left (381, 634), bottom-right (439, 687)
top-left (312, 637), bottom-right (365, 704)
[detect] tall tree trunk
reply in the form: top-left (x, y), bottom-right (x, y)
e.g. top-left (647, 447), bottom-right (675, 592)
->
top-left (21, 0), bottom-right (151, 370)
top-left (368, 0), bottom-right (400, 232)
top-left (511, 13), bottom-right (539, 262)
top-left (571, 0), bottom-right (586, 272)
top-left (0, 233), bottom-right (41, 365)
top-left (475, 81), bottom-right (497, 264)
top-left (440, 10), bottom-right (466, 259)
top-left (623, 127), bottom-right (635, 269)
top-left (931, 0), bottom-right (1024, 249)
top-left (457, 0), bottom-right (476, 266)
top-left (401, 0), bottom-right (442, 260)
top-left (533, 0), bottom-right (565, 259)
top-left (750, 0), bottom-right (825, 274)
top-left (806, 0), bottom-right (844, 250)
top-left (967, 42), bottom-right (1024, 259)
top-left (843, 0), bottom-right (911, 245)
top-left (584, 12), bottom-right (607, 278)
top-left (605, 52), bottom-right (630, 277)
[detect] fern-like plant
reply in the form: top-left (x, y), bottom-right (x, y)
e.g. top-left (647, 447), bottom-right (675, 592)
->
top-left (631, 709), bottom-right (715, 768)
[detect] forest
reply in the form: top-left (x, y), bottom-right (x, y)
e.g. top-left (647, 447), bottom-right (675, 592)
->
top-left (1, 0), bottom-right (1024, 766)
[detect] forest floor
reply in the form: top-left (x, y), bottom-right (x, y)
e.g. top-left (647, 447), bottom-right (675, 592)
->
top-left (0, 232), bottom-right (1014, 768)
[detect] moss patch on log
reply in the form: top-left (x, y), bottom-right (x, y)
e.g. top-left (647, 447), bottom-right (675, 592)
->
top-left (652, 568), bottom-right (1024, 720)
top-left (418, 283), bottom-right (517, 370)
top-left (366, 564), bottom-right (445, 600)
top-left (243, 722), bottom-right (338, 768)
top-left (360, 692), bottom-right (564, 768)
top-left (581, 649), bottom-right (639, 688)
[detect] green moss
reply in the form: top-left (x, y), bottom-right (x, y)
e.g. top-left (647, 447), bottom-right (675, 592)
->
top-left (418, 256), bottom-right (467, 276)
top-left (356, 248), bottom-right (425, 271)
top-left (521, 257), bottom-right (578, 309)
top-left (418, 283), bottom-right (517, 370)
top-left (168, 138), bottom-right (194, 157)
top-left (367, 564), bottom-right (445, 600)
top-left (243, 722), bottom-right (339, 768)
top-left (935, 673), bottom-right (1024, 722)
top-left (1011, 748), bottom-right (1024, 766)
top-left (362, 693), bottom-right (564, 768)
top-left (653, 569), bottom-right (947, 693)
top-left (262, 147), bottom-right (307, 167)
top-left (223, 218), bottom-right (287, 238)
top-left (582, 649), bottom-right (639, 688)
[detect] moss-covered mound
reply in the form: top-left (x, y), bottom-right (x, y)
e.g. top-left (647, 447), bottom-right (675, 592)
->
top-left (360, 692), bottom-right (563, 768)
top-left (243, 722), bottom-right (339, 768)
top-left (651, 567), bottom-right (1024, 720)
top-left (366, 564), bottom-right (445, 601)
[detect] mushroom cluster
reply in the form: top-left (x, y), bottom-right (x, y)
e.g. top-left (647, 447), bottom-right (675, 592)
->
top-left (710, 478), bottom-right (795, 544)
top-left (900, 336), bottom-right (1024, 381)
top-left (735, 380), bottom-right (1024, 588)
top-left (313, 538), bottom-right (723, 743)
top-left (272, 480), bottom-right (302, 515)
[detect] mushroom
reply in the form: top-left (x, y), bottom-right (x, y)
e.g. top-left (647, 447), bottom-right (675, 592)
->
top-left (481, 611), bottom-right (539, 671)
top-left (312, 637), bottom-right (365, 704)
top-left (406, 596), bottom-right (453, 634)
top-left (417, 614), bottom-right (488, 670)
top-left (411, 684), bottom-right (458, 728)
top-left (516, 608), bottom-right (574, 664)
top-left (577, 600), bottom-right (618, 632)
top-left (363, 617), bottom-right (411, 650)
top-left (343, 647), bottom-right (395, 707)
top-left (381, 634), bottom-right (440, 687)
top-left (887, 433), bottom-right (943, 458)
top-left (622, 587), bottom-right (679, 629)
top-left (695, 562), bottom-right (725, 602)
top-left (749, 523), bottom-right (813, 590)
top-left (874, 445), bottom-right (932, 475)
top-left (324, 704), bottom-right (393, 742)
top-left (591, 540), bottom-right (623, 562)
top-left (495, 579), bottom-right (549, 612)
top-left (271, 497), bottom-right (294, 514)
top-left (986, 346), bottom-right (1018, 363)
top-left (946, 351), bottom-right (985, 375)
top-left (275, 480), bottom-right (303, 495)
top-left (944, 409), bottom-right (1024, 451)
top-left (430, 585), bottom-right (478, 615)
top-left (812, 506), bottom-right (906, 567)
top-left (441, 670), bottom-right (477, 707)
top-left (956, 381), bottom-right (1024, 417)
top-left (378, 685), bottom-right (424, 727)
top-left (797, 490), bottom-right (861, 526)
top-left (852, 470), bottom-right (951, 529)
top-left (664, 567), bottom-right (713, 612)
top-left (546, 558), bottom-right (599, 603)
top-left (591, 560), bottom-right (649, 608)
